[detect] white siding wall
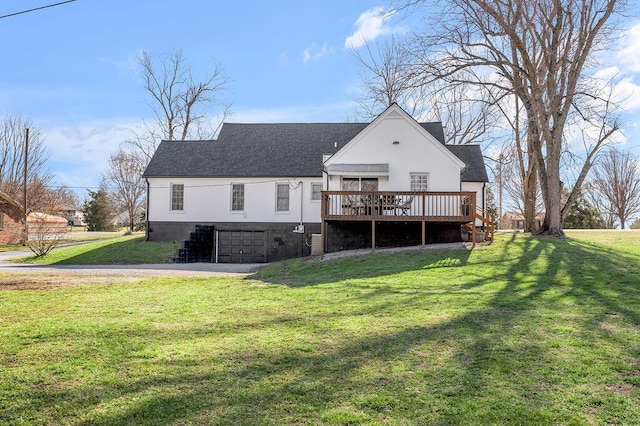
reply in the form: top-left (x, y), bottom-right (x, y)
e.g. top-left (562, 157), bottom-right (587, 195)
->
top-left (324, 113), bottom-right (464, 191)
top-left (147, 177), bottom-right (323, 223)
top-left (461, 181), bottom-right (486, 226)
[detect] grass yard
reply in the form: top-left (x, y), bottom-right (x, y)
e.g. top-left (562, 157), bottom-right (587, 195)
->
top-left (12, 235), bottom-right (180, 265)
top-left (1, 231), bottom-right (640, 424)
top-left (0, 231), bottom-right (133, 253)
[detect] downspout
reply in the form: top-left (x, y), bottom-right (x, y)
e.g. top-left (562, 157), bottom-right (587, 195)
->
top-left (482, 182), bottom-right (486, 212)
top-left (300, 180), bottom-right (304, 257)
top-left (145, 178), bottom-right (150, 241)
top-left (482, 182), bottom-right (487, 231)
top-left (299, 180), bottom-right (304, 226)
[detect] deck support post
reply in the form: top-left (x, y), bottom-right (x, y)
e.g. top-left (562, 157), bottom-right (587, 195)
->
top-left (421, 220), bottom-right (426, 246)
top-left (372, 220), bottom-right (376, 250)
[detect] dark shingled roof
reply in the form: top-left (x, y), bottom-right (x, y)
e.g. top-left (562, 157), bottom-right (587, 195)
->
top-left (143, 122), bottom-right (488, 182)
top-left (447, 144), bottom-right (489, 182)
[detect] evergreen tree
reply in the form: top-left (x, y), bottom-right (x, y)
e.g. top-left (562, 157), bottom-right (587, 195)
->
top-left (485, 185), bottom-right (498, 219)
top-left (563, 195), bottom-right (608, 229)
top-left (82, 188), bottom-right (118, 232)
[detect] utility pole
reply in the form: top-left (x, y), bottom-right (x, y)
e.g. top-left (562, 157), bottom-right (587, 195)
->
top-left (22, 128), bottom-right (28, 245)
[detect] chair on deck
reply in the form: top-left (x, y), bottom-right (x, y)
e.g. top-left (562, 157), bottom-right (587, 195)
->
top-left (379, 195), bottom-right (396, 215)
top-left (342, 195), bottom-right (364, 215)
top-left (395, 196), bottom-right (414, 215)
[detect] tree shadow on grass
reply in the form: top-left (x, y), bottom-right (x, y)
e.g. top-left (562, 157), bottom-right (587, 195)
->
top-left (249, 245), bottom-right (474, 288)
top-left (9, 234), bottom-right (640, 424)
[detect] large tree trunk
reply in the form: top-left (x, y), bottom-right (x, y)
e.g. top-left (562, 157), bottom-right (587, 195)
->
top-left (522, 123), bottom-right (539, 233)
top-left (523, 170), bottom-right (538, 232)
top-left (539, 140), bottom-right (565, 236)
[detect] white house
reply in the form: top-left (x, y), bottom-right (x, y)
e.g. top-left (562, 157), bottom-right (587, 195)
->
top-left (143, 104), bottom-right (490, 263)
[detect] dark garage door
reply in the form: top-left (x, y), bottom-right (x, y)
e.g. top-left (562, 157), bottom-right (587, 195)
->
top-left (217, 230), bottom-right (267, 263)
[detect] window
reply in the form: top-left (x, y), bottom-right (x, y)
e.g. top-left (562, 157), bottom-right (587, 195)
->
top-left (311, 183), bottom-right (322, 201)
top-left (171, 183), bottom-right (184, 211)
top-left (0, 213), bottom-right (3, 230)
top-left (410, 174), bottom-right (429, 191)
top-left (341, 178), bottom-right (379, 191)
top-left (361, 178), bottom-right (378, 191)
top-left (342, 178), bottom-right (359, 191)
top-left (276, 183), bottom-right (289, 212)
top-left (231, 183), bottom-right (244, 211)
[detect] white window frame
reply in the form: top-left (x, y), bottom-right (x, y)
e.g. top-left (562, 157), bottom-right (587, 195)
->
top-left (275, 183), bottom-right (290, 212)
top-left (410, 173), bottom-right (429, 191)
top-left (170, 183), bottom-right (184, 212)
top-left (231, 183), bottom-right (245, 212)
top-left (310, 182), bottom-right (323, 201)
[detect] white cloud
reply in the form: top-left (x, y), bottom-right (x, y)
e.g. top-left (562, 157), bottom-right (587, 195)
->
top-left (617, 22), bottom-right (640, 74)
top-left (302, 42), bottom-right (335, 64)
top-left (44, 120), bottom-right (136, 196)
top-left (590, 66), bottom-right (640, 113)
top-left (344, 7), bottom-right (398, 49)
top-left (98, 50), bottom-right (141, 75)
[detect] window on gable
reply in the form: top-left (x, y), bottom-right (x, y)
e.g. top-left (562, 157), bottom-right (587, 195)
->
top-left (171, 183), bottom-right (184, 211)
top-left (311, 183), bottom-right (322, 201)
top-left (276, 183), bottom-right (289, 212)
top-left (231, 183), bottom-right (244, 211)
top-left (410, 174), bottom-right (429, 191)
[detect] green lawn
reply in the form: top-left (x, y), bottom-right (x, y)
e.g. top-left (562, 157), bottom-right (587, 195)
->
top-left (1, 231), bottom-right (640, 424)
top-left (12, 235), bottom-right (180, 265)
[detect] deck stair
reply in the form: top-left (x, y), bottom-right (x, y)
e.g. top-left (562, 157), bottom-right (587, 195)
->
top-left (464, 208), bottom-right (495, 244)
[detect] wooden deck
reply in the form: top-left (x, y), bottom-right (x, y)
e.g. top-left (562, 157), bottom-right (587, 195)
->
top-left (321, 191), bottom-right (477, 222)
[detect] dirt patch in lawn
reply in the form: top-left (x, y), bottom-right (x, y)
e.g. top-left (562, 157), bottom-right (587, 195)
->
top-left (0, 273), bottom-right (143, 290)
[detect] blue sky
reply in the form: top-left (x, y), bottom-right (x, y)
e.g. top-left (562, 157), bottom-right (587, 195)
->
top-left (1, 1), bottom-right (639, 200)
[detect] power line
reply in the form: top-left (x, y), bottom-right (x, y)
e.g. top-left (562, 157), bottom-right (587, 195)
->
top-left (0, 0), bottom-right (77, 20)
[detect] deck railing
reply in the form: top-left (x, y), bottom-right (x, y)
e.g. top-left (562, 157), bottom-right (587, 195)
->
top-left (321, 191), bottom-right (476, 222)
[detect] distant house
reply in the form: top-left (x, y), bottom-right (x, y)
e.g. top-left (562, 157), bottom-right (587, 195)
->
top-left (115, 206), bottom-right (145, 229)
top-left (60, 205), bottom-right (85, 226)
top-left (500, 211), bottom-right (544, 230)
top-left (0, 190), bottom-right (71, 244)
top-left (0, 190), bottom-right (25, 244)
top-left (143, 103), bottom-right (491, 263)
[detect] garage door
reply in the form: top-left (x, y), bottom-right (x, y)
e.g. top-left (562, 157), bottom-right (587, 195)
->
top-left (216, 230), bottom-right (267, 263)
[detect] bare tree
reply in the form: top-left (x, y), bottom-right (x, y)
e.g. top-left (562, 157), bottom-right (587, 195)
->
top-left (424, 80), bottom-right (499, 146)
top-left (352, 37), bottom-right (498, 145)
top-left (128, 49), bottom-right (232, 164)
top-left (589, 148), bottom-right (640, 229)
top-left (352, 36), bottom-right (428, 119)
top-left (103, 149), bottom-right (146, 232)
top-left (25, 186), bottom-right (76, 256)
top-left (498, 140), bottom-right (545, 220)
top-left (0, 113), bottom-right (54, 210)
top-left (405, 0), bottom-right (625, 236)
top-left (489, 93), bottom-right (541, 232)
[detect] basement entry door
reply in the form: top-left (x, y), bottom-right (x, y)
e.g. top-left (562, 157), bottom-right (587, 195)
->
top-left (216, 230), bottom-right (267, 263)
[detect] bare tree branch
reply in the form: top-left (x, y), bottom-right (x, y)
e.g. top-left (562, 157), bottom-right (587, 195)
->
top-left (126, 49), bottom-right (232, 164)
top-left (589, 147), bottom-right (640, 229)
top-left (103, 149), bottom-right (146, 232)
